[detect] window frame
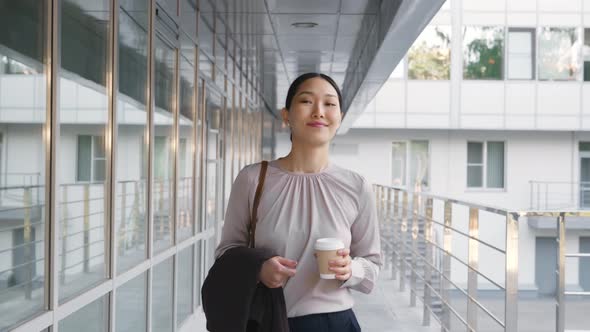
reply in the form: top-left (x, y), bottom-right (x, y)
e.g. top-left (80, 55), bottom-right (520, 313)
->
top-left (76, 134), bottom-right (106, 183)
top-left (466, 140), bottom-right (506, 191)
top-left (391, 140), bottom-right (430, 191)
top-left (506, 27), bottom-right (536, 80)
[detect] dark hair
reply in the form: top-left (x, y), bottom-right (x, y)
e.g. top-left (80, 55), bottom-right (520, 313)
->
top-left (285, 73), bottom-right (344, 113)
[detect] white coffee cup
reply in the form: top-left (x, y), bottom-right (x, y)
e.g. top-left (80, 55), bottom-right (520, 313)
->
top-left (314, 238), bottom-right (345, 279)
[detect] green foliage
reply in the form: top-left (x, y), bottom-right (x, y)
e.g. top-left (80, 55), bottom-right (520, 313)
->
top-left (408, 27), bottom-right (451, 80)
top-left (463, 27), bottom-right (504, 80)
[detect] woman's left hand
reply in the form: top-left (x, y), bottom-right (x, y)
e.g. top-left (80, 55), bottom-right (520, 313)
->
top-left (329, 248), bottom-right (352, 281)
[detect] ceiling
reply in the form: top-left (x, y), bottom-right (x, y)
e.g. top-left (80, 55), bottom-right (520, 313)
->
top-left (208, 0), bottom-right (444, 132)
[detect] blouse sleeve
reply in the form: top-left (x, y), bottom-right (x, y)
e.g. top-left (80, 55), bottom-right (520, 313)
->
top-left (340, 177), bottom-right (383, 293)
top-left (215, 166), bottom-right (252, 259)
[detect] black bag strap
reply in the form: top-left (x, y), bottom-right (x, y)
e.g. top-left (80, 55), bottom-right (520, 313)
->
top-left (248, 161), bottom-right (268, 248)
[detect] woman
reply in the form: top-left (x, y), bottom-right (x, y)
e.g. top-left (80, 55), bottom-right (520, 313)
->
top-left (216, 73), bottom-right (382, 331)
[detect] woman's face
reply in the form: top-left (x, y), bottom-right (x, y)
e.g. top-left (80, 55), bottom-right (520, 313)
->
top-left (282, 77), bottom-right (342, 147)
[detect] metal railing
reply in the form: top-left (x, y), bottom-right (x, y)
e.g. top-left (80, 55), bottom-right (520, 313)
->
top-left (375, 184), bottom-right (590, 332)
top-left (529, 180), bottom-right (590, 210)
top-left (0, 177), bottom-right (194, 300)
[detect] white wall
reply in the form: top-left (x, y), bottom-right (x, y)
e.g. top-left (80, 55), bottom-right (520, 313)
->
top-left (354, 0), bottom-right (590, 132)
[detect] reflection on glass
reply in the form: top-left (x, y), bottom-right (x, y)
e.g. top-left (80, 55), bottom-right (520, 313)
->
top-left (205, 89), bottom-right (221, 230)
top-left (408, 26), bottom-right (451, 80)
top-left (59, 295), bottom-right (108, 332)
top-left (59, 0), bottom-right (109, 302)
top-left (539, 27), bottom-right (581, 81)
top-left (116, 0), bottom-right (149, 274)
top-left (180, 0), bottom-right (197, 40)
top-left (392, 142), bottom-right (407, 187)
top-left (196, 79), bottom-right (204, 232)
top-left (178, 51), bottom-right (195, 242)
top-left (508, 28), bottom-right (535, 80)
top-left (199, 12), bottom-right (214, 57)
top-left (463, 26), bottom-right (504, 80)
top-left (153, 37), bottom-right (175, 254)
top-left (176, 247), bottom-right (193, 326)
top-left (194, 241), bottom-right (202, 307)
top-left (409, 141), bottom-right (429, 191)
top-left (116, 272), bottom-right (147, 332)
top-left (584, 28), bottom-right (590, 81)
top-left (0, 1), bottom-right (47, 329)
top-left (487, 142), bottom-right (504, 189)
top-left (152, 258), bottom-right (173, 332)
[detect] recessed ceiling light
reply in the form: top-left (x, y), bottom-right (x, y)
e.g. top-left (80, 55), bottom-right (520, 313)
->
top-left (291, 22), bottom-right (318, 28)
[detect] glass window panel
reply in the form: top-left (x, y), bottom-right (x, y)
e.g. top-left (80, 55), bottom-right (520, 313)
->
top-left (463, 26), bottom-right (504, 80)
top-left (409, 141), bottom-right (429, 190)
top-left (194, 241), bottom-right (202, 307)
top-left (176, 247), bottom-right (193, 326)
top-left (59, 295), bottom-right (108, 332)
top-left (467, 165), bottom-right (483, 188)
top-left (59, 0), bottom-right (109, 302)
top-left (0, 1), bottom-right (48, 328)
top-left (199, 12), bottom-right (214, 57)
top-left (487, 142), bottom-right (505, 188)
top-left (392, 142), bottom-right (407, 186)
top-left (116, 272), bottom-right (147, 332)
top-left (584, 28), bottom-right (590, 81)
top-left (77, 136), bottom-right (92, 182)
top-left (508, 29), bottom-right (534, 80)
top-left (153, 37), bottom-right (175, 253)
top-left (180, 0), bottom-right (197, 40)
top-left (539, 27), bottom-right (581, 81)
top-left (157, 0), bottom-right (177, 18)
top-left (116, 0), bottom-right (149, 274)
top-left (408, 26), bottom-right (451, 80)
top-left (178, 53), bottom-right (195, 241)
top-left (152, 258), bottom-right (173, 332)
top-left (216, 37), bottom-right (227, 73)
top-left (467, 142), bottom-right (483, 164)
top-left (93, 159), bottom-right (106, 182)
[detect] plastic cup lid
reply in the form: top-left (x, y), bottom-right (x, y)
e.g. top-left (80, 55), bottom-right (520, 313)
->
top-left (314, 238), bottom-right (344, 251)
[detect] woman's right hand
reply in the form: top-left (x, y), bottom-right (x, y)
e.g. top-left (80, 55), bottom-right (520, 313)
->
top-left (258, 256), bottom-right (297, 288)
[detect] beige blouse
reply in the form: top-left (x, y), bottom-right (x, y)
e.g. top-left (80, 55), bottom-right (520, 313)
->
top-left (215, 160), bottom-right (382, 317)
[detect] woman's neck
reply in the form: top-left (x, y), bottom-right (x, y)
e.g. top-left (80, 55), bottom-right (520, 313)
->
top-left (279, 142), bottom-right (330, 173)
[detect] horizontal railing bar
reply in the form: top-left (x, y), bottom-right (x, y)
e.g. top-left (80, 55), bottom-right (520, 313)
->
top-left (62, 225), bottom-right (105, 239)
top-left (564, 291), bottom-right (590, 296)
top-left (0, 220), bottom-right (46, 233)
top-left (565, 253), bottom-right (590, 258)
top-left (0, 256), bottom-right (45, 275)
top-left (376, 185), bottom-right (508, 216)
top-left (62, 252), bottom-right (105, 271)
top-left (0, 204), bottom-right (45, 213)
top-left (412, 235), bottom-right (506, 291)
top-left (62, 239), bottom-right (105, 255)
top-left (424, 216), bottom-right (507, 255)
top-left (0, 239), bottom-right (45, 255)
top-left (60, 211), bottom-right (105, 223)
top-left (0, 278), bottom-right (41, 297)
top-left (516, 211), bottom-right (590, 218)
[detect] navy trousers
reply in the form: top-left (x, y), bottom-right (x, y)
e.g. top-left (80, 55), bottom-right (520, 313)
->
top-left (288, 309), bottom-right (361, 332)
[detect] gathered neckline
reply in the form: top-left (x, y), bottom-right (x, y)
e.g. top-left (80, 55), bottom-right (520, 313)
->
top-left (268, 159), bottom-right (333, 177)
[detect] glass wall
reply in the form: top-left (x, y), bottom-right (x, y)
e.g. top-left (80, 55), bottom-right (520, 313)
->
top-left (116, 0), bottom-right (149, 274)
top-left (0, 1), bottom-right (48, 329)
top-left (0, 0), bottom-right (269, 330)
top-left (58, 0), bottom-right (109, 302)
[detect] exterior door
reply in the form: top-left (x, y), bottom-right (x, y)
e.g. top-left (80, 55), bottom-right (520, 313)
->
top-left (536, 237), bottom-right (557, 296)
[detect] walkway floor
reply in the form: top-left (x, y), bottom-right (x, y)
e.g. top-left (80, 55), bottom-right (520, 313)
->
top-left (353, 274), bottom-right (441, 332)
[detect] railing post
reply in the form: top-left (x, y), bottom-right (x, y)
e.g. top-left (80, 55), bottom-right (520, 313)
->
top-left (400, 191), bottom-right (408, 291)
top-left (61, 187), bottom-right (68, 284)
top-left (118, 182), bottom-right (126, 256)
top-left (423, 197), bottom-right (434, 326)
top-left (556, 213), bottom-right (566, 332)
top-left (441, 200), bottom-right (452, 332)
top-left (23, 187), bottom-right (32, 300)
top-left (132, 181), bottom-right (140, 246)
top-left (467, 207), bottom-right (479, 331)
top-left (392, 189), bottom-right (399, 280)
top-left (505, 212), bottom-right (519, 332)
top-left (84, 183), bottom-right (90, 273)
top-left (410, 192), bottom-right (419, 307)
